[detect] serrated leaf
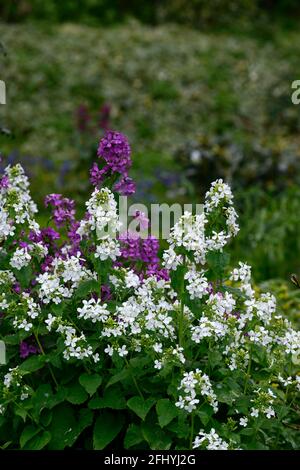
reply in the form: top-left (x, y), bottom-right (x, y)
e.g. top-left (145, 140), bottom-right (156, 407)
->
top-left (79, 373), bottom-right (102, 396)
top-left (124, 424), bottom-right (144, 449)
top-left (156, 399), bottom-right (178, 428)
top-left (127, 396), bottom-right (155, 421)
top-left (93, 411), bottom-right (124, 450)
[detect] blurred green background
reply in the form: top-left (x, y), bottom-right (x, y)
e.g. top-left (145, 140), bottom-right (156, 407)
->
top-left (1, 0), bottom-right (300, 323)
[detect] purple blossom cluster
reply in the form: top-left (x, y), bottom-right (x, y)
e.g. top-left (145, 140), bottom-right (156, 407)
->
top-left (0, 175), bottom-right (9, 189)
top-left (19, 341), bottom-right (39, 359)
top-left (91, 131), bottom-right (136, 196)
top-left (118, 231), bottom-right (168, 280)
top-left (44, 194), bottom-right (75, 228)
top-left (97, 130), bottom-right (131, 174)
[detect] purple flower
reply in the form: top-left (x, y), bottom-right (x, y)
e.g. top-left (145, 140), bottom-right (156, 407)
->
top-left (45, 193), bottom-right (75, 227)
top-left (29, 227), bottom-right (60, 245)
top-left (0, 175), bottom-right (9, 189)
top-left (67, 221), bottom-right (81, 245)
top-left (101, 285), bottom-right (112, 301)
top-left (12, 283), bottom-right (21, 294)
top-left (131, 211), bottom-right (149, 232)
top-left (44, 193), bottom-right (63, 207)
top-left (114, 176), bottom-right (136, 195)
top-left (90, 162), bottom-right (108, 186)
top-left (19, 341), bottom-right (39, 359)
top-left (118, 232), bottom-right (166, 280)
top-left (97, 131), bottom-right (131, 174)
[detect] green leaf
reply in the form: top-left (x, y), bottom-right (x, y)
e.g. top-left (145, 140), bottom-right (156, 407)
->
top-left (48, 404), bottom-right (77, 450)
top-left (93, 411), bottom-right (124, 450)
top-left (15, 265), bottom-right (32, 289)
top-left (24, 431), bottom-right (51, 450)
top-left (89, 386), bottom-right (126, 410)
top-left (66, 382), bottom-right (88, 405)
top-left (198, 410), bottom-right (211, 426)
top-left (127, 396), bottom-right (155, 421)
top-left (79, 373), bottom-right (102, 396)
top-left (156, 399), bottom-right (178, 428)
top-left (75, 279), bottom-right (99, 299)
top-left (171, 265), bottom-right (187, 291)
top-left (106, 368), bottom-right (130, 388)
top-left (14, 406), bottom-right (27, 422)
top-left (20, 425), bottom-right (40, 448)
top-left (124, 424), bottom-right (144, 449)
top-left (78, 408), bottom-right (93, 432)
top-left (40, 409), bottom-right (53, 427)
top-left (19, 354), bottom-right (46, 372)
top-left (141, 421), bottom-right (172, 450)
top-left (197, 402), bottom-right (214, 425)
top-left (207, 350), bottom-right (222, 368)
top-left (31, 384), bottom-right (53, 417)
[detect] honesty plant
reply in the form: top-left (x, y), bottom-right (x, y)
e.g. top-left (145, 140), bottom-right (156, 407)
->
top-left (0, 132), bottom-right (299, 450)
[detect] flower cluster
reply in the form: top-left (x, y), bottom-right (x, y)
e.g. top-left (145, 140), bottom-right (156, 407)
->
top-left (91, 130), bottom-right (136, 195)
top-left (0, 133), bottom-right (299, 451)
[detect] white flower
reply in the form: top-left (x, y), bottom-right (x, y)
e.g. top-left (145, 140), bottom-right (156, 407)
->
top-left (117, 345), bottom-right (128, 357)
top-left (239, 417), bottom-right (248, 427)
top-left (77, 298), bottom-right (110, 323)
top-left (10, 247), bottom-right (31, 270)
top-left (250, 408), bottom-right (259, 418)
top-left (104, 345), bottom-right (114, 356)
top-left (193, 428), bottom-right (229, 450)
top-left (45, 314), bottom-right (56, 331)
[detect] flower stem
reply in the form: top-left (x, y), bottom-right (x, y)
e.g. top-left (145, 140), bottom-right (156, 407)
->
top-left (179, 256), bottom-right (186, 348)
top-left (34, 331), bottom-right (59, 389)
top-left (189, 412), bottom-right (195, 449)
top-left (244, 347), bottom-right (252, 394)
top-left (125, 357), bottom-right (144, 399)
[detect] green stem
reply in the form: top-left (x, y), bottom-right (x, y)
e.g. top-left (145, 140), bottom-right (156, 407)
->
top-left (125, 358), bottom-right (144, 399)
top-left (179, 256), bottom-right (186, 348)
top-left (189, 413), bottom-right (195, 450)
top-left (244, 347), bottom-right (252, 394)
top-left (34, 331), bottom-right (59, 389)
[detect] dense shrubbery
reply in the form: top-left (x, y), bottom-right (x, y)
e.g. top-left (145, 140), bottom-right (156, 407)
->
top-left (1, 0), bottom-right (300, 28)
top-left (0, 133), bottom-right (299, 450)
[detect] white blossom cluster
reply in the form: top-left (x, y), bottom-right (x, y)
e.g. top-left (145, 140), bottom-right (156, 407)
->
top-left (250, 388), bottom-right (277, 419)
top-left (176, 369), bottom-right (218, 413)
top-left (36, 253), bottom-right (96, 304)
top-left (1, 164), bottom-right (299, 449)
top-left (77, 187), bottom-right (122, 262)
top-left (109, 267), bottom-right (140, 292)
top-left (9, 242), bottom-right (48, 270)
top-left (2, 367), bottom-right (30, 402)
top-left (193, 428), bottom-right (230, 450)
top-left (12, 293), bottom-right (41, 332)
top-left (77, 298), bottom-right (110, 323)
top-left (0, 164), bottom-right (39, 243)
top-left (164, 180), bottom-right (239, 272)
top-left (0, 270), bottom-right (16, 286)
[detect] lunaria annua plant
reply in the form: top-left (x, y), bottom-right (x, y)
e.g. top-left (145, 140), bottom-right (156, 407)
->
top-left (0, 131), bottom-right (299, 450)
